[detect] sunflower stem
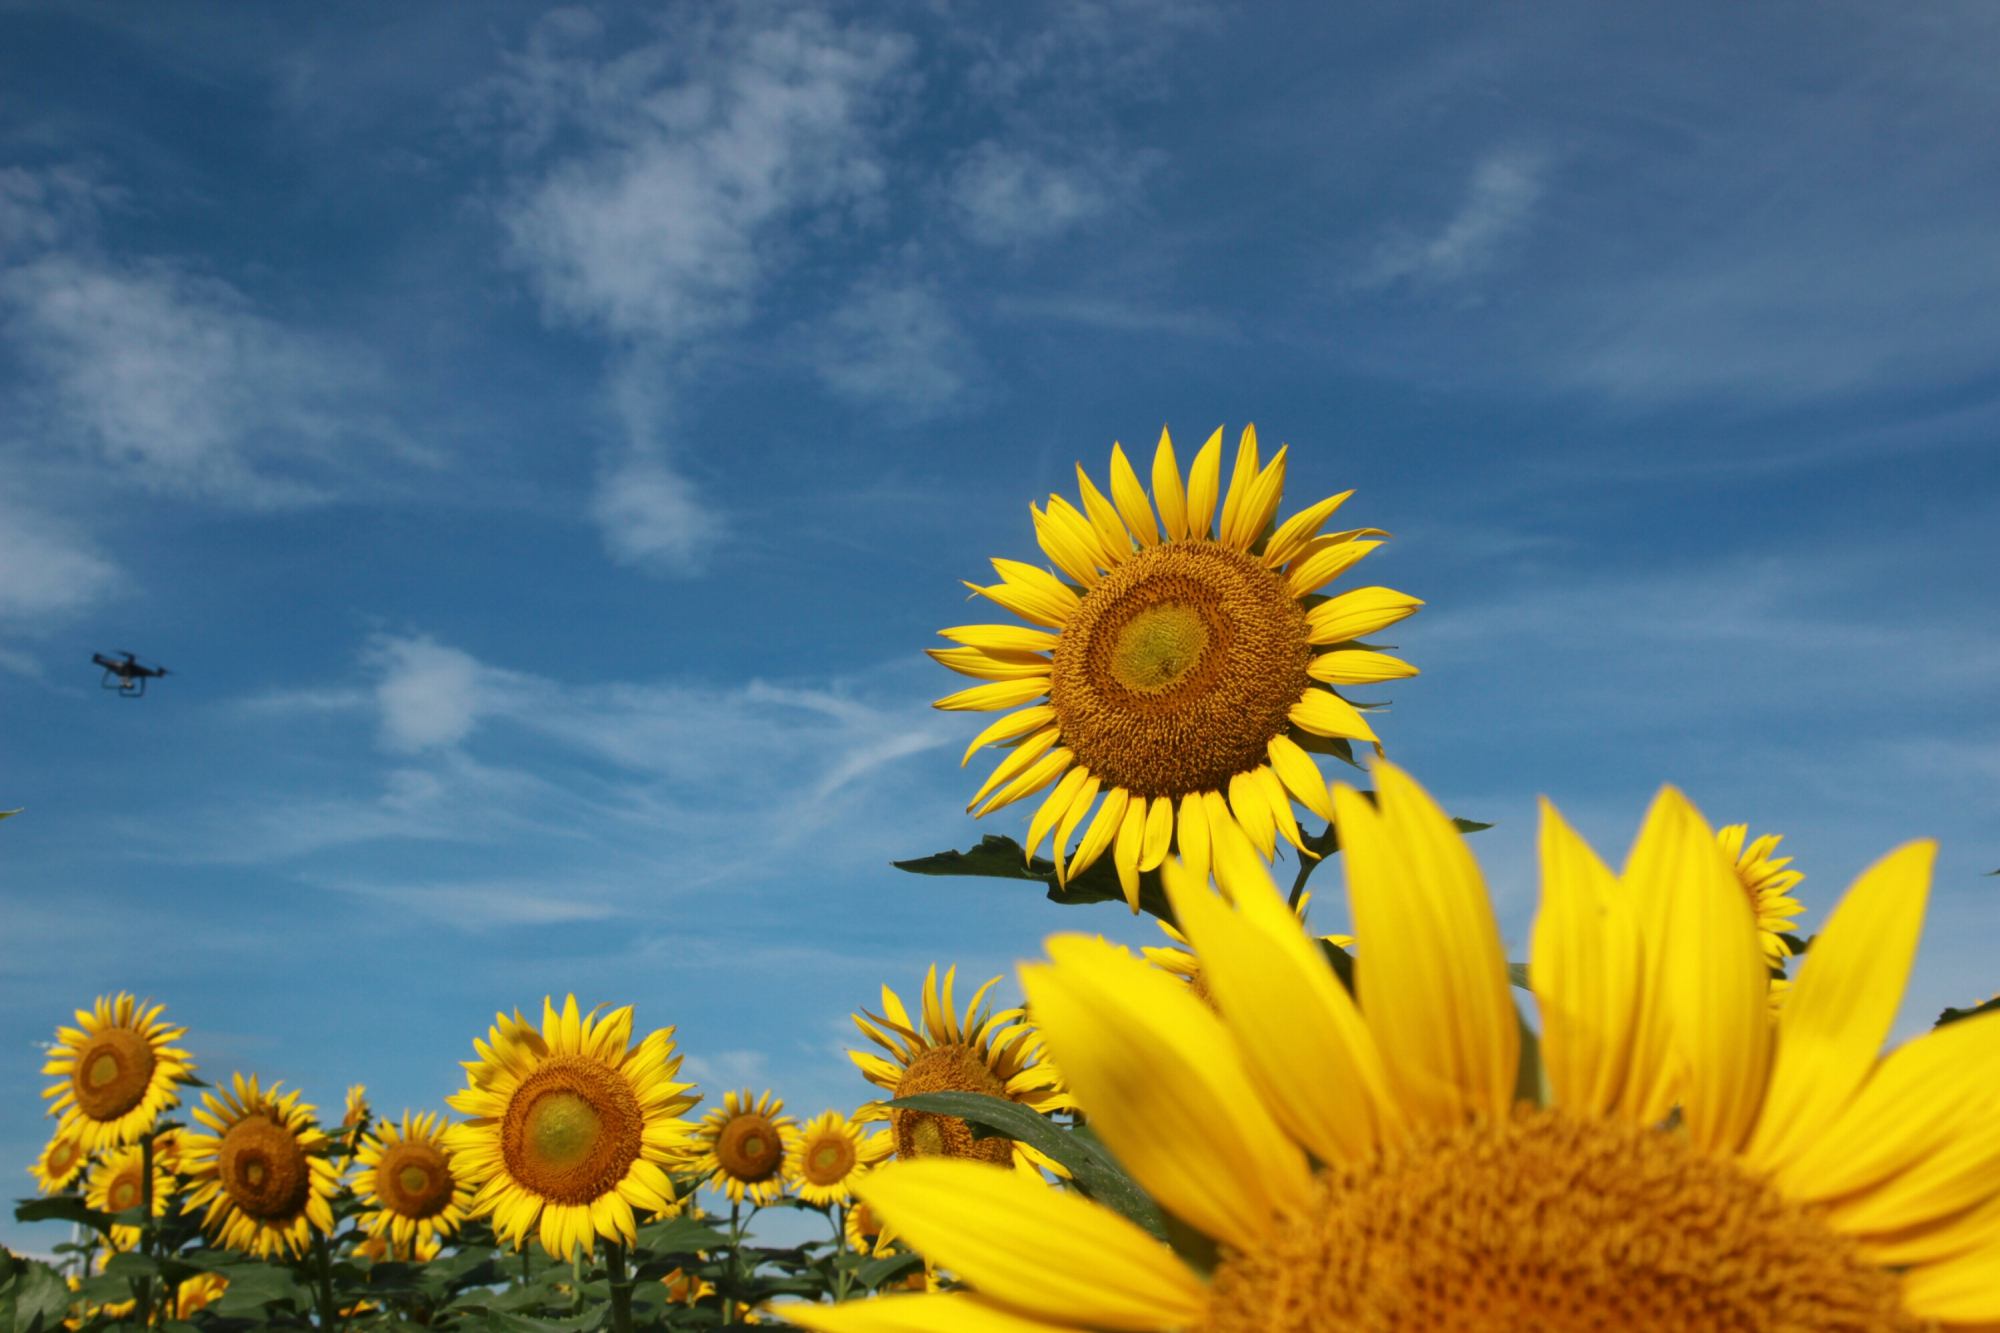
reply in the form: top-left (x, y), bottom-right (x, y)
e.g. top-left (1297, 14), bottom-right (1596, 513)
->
top-left (137, 1133), bottom-right (155, 1329)
top-left (606, 1241), bottom-right (633, 1333)
top-left (313, 1231), bottom-right (341, 1333)
top-left (571, 1243), bottom-right (585, 1315)
top-left (1287, 825), bottom-right (1326, 909)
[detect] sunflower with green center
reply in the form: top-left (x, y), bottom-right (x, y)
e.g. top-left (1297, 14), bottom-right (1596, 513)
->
top-left (693, 1089), bottom-right (801, 1206)
top-left (352, 1111), bottom-right (472, 1261)
top-left (42, 994), bottom-right (194, 1152)
top-left (28, 1129), bottom-right (88, 1194)
top-left (850, 966), bottom-right (1072, 1177)
top-left (1142, 890), bottom-right (1353, 1009)
top-left (180, 1074), bottom-right (339, 1259)
top-left (786, 1109), bottom-right (890, 1209)
top-left (84, 1139), bottom-right (175, 1249)
top-left (782, 763), bottom-right (2000, 1332)
top-left (1719, 823), bottom-right (1806, 964)
top-left (446, 995), bottom-right (699, 1260)
top-left (934, 426), bottom-right (1421, 911)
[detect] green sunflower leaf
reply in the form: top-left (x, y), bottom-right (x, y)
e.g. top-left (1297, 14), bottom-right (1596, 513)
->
top-left (1936, 994), bottom-right (2000, 1028)
top-left (11, 1197), bottom-right (116, 1234)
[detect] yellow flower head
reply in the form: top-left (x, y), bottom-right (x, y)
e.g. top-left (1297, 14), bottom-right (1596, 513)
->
top-left (351, 1111), bottom-right (472, 1259)
top-left (660, 1267), bottom-right (714, 1307)
top-left (785, 1109), bottom-right (891, 1208)
top-left (342, 1084), bottom-right (371, 1129)
top-left (446, 995), bottom-right (700, 1261)
top-left (179, 1074), bottom-right (339, 1259)
top-left (935, 426), bottom-right (1421, 911)
top-left (1718, 823), bottom-right (1806, 963)
top-left (84, 1140), bottom-right (175, 1249)
top-left (172, 1273), bottom-right (228, 1320)
top-left (29, 1129), bottom-right (89, 1195)
top-left (693, 1089), bottom-right (800, 1207)
top-left (784, 764), bottom-right (2000, 1333)
top-left (849, 965), bottom-right (1071, 1176)
top-left (42, 994), bottom-right (194, 1152)
top-left (841, 1198), bottom-right (895, 1257)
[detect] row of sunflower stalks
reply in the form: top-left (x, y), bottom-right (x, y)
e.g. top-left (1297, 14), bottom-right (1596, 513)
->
top-left (14, 977), bottom-right (1084, 1333)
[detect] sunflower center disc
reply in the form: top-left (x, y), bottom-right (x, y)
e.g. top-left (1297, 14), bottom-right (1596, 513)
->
top-left (218, 1114), bottom-right (311, 1222)
top-left (803, 1136), bottom-right (856, 1187)
top-left (500, 1055), bottom-right (643, 1207)
top-left (49, 1141), bottom-right (79, 1177)
top-left (379, 1141), bottom-right (455, 1220)
top-left (1200, 1107), bottom-right (1918, 1333)
top-left (71, 1028), bottom-right (156, 1121)
top-left (717, 1114), bottom-right (784, 1182)
top-left (112, 1176), bottom-right (139, 1210)
top-left (890, 1045), bottom-right (1012, 1167)
top-left (1049, 541), bottom-right (1310, 799)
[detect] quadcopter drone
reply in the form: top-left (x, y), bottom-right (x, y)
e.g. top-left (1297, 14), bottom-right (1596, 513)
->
top-left (93, 651), bottom-right (170, 697)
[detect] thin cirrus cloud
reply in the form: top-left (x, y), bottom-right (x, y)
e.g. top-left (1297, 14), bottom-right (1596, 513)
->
top-left (1361, 147), bottom-right (1547, 290)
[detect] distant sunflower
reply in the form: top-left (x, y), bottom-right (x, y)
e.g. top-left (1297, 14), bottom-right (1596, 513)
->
top-left (1718, 824), bottom-right (1806, 963)
top-left (842, 1199), bottom-right (894, 1257)
top-left (935, 426), bottom-right (1421, 910)
top-left (28, 1130), bottom-right (88, 1194)
top-left (180, 1074), bottom-right (339, 1259)
top-left (172, 1273), bottom-right (228, 1320)
top-left (43, 995), bottom-right (194, 1152)
top-left (849, 966), bottom-right (1071, 1176)
top-left (84, 1141), bottom-right (175, 1249)
top-left (1142, 890), bottom-right (1352, 1009)
top-left (786, 1109), bottom-right (890, 1209)
top-left (660, 1268), bottom-right (714, 1307)
top-left (446, 996), bottom-right (699, 1260)
top-left (692, 1090), bottom-right (799, 1207)
top-left (352, 1111), bottom-right (471, 1260)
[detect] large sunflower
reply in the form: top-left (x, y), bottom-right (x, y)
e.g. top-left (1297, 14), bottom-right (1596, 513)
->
top-left (1719, 823), bottom-right (1806, 964)
top-left (180, 1075), bottom-right (339, 1259)
top-left (28, 1129), bottom-right (88, 1195)
top-left (84, 1139), bottom-right (175, 1249)
top-left (352, 1111), bottom-right (472, 1260)
top-left (934, 426), bottom-right (1421, 910)
top-left (849, 966), bottom-right (1072, 1177)
top-left (692, 1089), bottom-right (801, 1207)
top-left (787, 1109), bottom-right (890, 1209)
top-left (784, 763), bottom-right (2000, 1331)
top-left (1141, 890), bottom-right (1352, 1009)
top-left (42, 995), bottom-right (194, 1152)
top-left (446, 995), bottom-right (700, 1260)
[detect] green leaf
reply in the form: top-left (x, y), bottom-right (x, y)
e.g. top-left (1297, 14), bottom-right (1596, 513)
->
top-left (894, 834), bottom-right (1173, 919)
top-left (208, 1264), bottom-right (309, 1315)
top-left (3, 1254), bottom-right (74, 1333)
top-left (1513, 1010), bottom-right (1550, 1108)
top-left (97, 1253), bottom-right (156, 1282)
top-left (12, 1198), bottom-right (116, 1234)
top-left (1508, 962), bottom-right (1531, 990)
top-left (0, 810), bottom-right (19, 822)
top-left (635, 1215), bottom-right (730, 1254)
top-left (1936, 995), bottom-right (2000, 1028)
top-left (885, 1093), bottom-right (1164, 1239)
top-left (1319, 938), bottom-right (1356, 996)
top-left (852, 1253), bottom-right (923, 1291)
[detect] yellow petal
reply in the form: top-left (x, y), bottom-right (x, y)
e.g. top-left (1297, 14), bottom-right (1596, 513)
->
top-left (1228, 770), bottom-right (1278, 859)
top-left (1176, 793), bottom-right (1211, 884)
top-left (961, 705), bottom-right (1057, 767)
top-left (1046, 496), bottom-right (1116, 574)
top-left (1139, 795), bottom-right (1174, 872)
top-left (1335, 765), bottom-right (1518, 1127)
top-left (928, 647), bottom-right (1052, 682)
top-left (1107, 444), bottom-right (1159, 547)
top-left (1261, 490), bottom-right (1354, 568)
top-left (1184, 427), bottom-right (1223, 540)
top-left (977, 747), bottom-right (1075, 817)
top-left (1899, 1239), bottom-right (2000, 1324)
top-left (940, 625), bottom-right (1062, 654)
top-left (992, 558), bottom-right (1081, 606)
top-left (1531, 798), bottom-right (1641, 1118)
top-left (1305, 587), bottom-right (1424, 645)
top-left (1027, 766), bottom-right (1093, 862)
top-left (1215, 424), bottom-right (1260, 550)
top-left (935, 679), bottom-right (1052, 712)
top-left (1287, 690), bottom-right (1380, 743)
top-left (1067, 786), bottom-right (1130, 882)
top-left (1030, 504), bottom-right (1101, 589)
top-left (966, 728), bottom-right (1061, 811)
top-left (1614, 787), bottom-right (1696, 1126)
top-left (1824, 1116), bottom-right (2000, 1236)
top-left (1652, 788), bottom-right (1772, 1156)
top-left (1744, 841), bottom-right (1935, 1174)
top-left (1162, 853), bottom-right (1400, 1163)
top-left (773, 1292), bottom-right (1084, 1333)
top-left (1856, 1186), bottom-right (2000, 1267)
top-left (1052, 775), bottom-right (1102, 882)
top-left (1024, 935), bottom-right (1310, 1252)
top-left (1226, 447), bottom-right (1287, 553)
top-left (1266, 734), bottom-right (1335, 823)
top-left (1286, 539), bottom-right (1381, 598)
top-left (1150, 427), bottom-right (1187, 542)
top-left (1074, 465), bottom-right (1132, 566)
top-left (965, 579), bottom-right (1074, 630)
top-left (1113, 797), bottom-right (1148, 913)
top-left (1308, 649), bottom-right (1419, 685)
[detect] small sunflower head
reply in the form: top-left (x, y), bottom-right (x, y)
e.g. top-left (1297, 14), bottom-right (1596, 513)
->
top-left (694, 1089), bottom-right (799, 1206)
top-left (42, 995), bottom-right (195, 1152)
top-left (786, 1109), bottom-right (890, 1207)
top-left (29, 1130), bottom-right (89, 1194)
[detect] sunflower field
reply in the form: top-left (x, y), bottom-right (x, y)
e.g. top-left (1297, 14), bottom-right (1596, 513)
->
top-left (11, 428), bottom-right (2000, 1333)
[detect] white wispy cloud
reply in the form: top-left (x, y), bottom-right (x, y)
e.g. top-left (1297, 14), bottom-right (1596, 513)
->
top-left (812, 280), bottom-right (981, 417)
top-left (948, 141), bottom-right (1153, 248)
top-left (1364, 147), bottom-right (1546, 289)
top-left (0, 499), bottom-right (120, 623)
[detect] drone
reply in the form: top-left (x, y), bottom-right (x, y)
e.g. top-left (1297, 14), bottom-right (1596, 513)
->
top-left (93, 651), bottom-right (170, 698)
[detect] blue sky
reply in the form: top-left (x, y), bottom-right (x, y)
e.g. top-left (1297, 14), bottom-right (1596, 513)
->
top-left (3, 0), bottom-right (1998, 1252)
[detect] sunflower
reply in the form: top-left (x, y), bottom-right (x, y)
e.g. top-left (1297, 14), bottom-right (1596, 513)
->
top-left (661, 1267), bottom-right (715, 1306)
top-left (1719, 823), bottom-right (1806, 964)
top-left (691, 1090), bottom-right (800, 1207)
top-left (42, 995), bottom-right (194, 1152)
top-left (842, 1199), bottom-right (894, 1257)
top-left (849, 966), bottom-right (1072, 1177)
top-left (1142, 890), bottom-right (1352, 1008)
top-left (446, 995), bottom-right (700, 1260)
top-left (84, 1140), bottom-right (175, 1249)
top-left (782, 763), bottom-right (2000, 1332)
top-left (29, 1129), bottom-right (89, 1194)
top-left (352, 1111), bottom-right (472, 1260)
top-left (787, 1109), bottom-right (890, 1209)
top-left (180, 1074), bottom-right (339, 1259)
top-left (934, 426), bottom-right (1421, 911)
top-left (171, 1273), bottom-right (228, 1320)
